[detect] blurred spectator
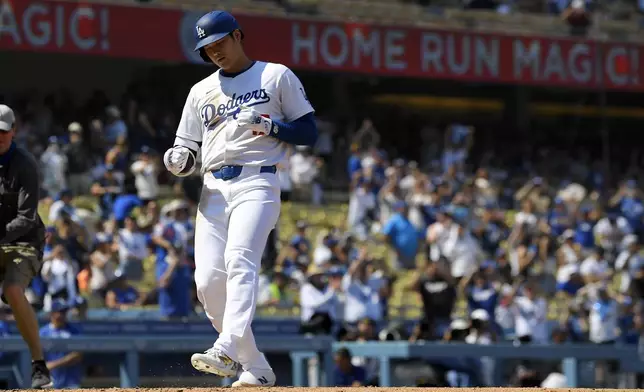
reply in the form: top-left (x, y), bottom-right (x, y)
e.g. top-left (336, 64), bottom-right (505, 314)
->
top-left (39, 300), bottom-right (83, 389)
top-left (426, 210), bottom-right (452, 262)
top-left (347, 177), bottom-right (377, 241)
top-left (382, 201), bottom-right (421, 270)
top-left (442, 222), bottom-right (481, 280)
top-left (333, 347), bottom-right (366, 387)
top-left (342, 249), bottom-right (384, 324)
top-left (594, 209), bottom-right (632, 257)
top-left (275, 245), bottom-right (306, 284)
top-left (562, 300), bottom-right (589, 342)
top-left (91, 165), bottom-right (124, 220)
top-left (40, 136), bottom-right (68, 198)
top-left (112, 181), bottom-right (144, 229)
top-left (104, 106), bottom-right (127, 147)
top-left (562, 0), bottom-right (592, 35)
top-left (510, 281), bottom-right (549, 344)
top-left (408, 261), bottom-right (457, 341)
top-left (347, 143), bottom-right (362, 180)
top-left (515, 178), bottom-right (551, 215)
top-left (580, 247), bottom-right (610, 284)
top-left (55, 212), bottom-right (89, 267)
top-left (299, 265), bottom-right (343, 335)
top-left (105, 273), bottom-right (143, 311)
top-left (48, 189), bottom-right (77, 224)
top-left (87, 233), bottom-right (119, 298)
top-left (443, 124), bottom-right (474, 175)
top-left (130, 146), bottom-right (160, 203)
top-left (556, 262), bottom-right (584, 297)
top-left (461, 271), bottom-right (500, 320)
top-left (289, 146), bottom-right (323, 205)
top-left (136, 200), bottom-right (160, 233)
top-left (589, 285), bottom-right (619, 386)
top-left (260, 270), bottom-right (295, 307)
top-left (41, 245), bottom-right (78, 312)
top-left (116, 215), bottom-right (148, 281)
top-left (467, 309), bottom-right (497, 387)
top-left (442, 318), bottom-right (480, 387)
top-left (350, 318), bottom-right (380, 385)
top-left (152, 201), bottom-right (193, 319)
top-left (105, 139), bottom-right (130, 182)
top-left (615, 235), bottom-right (643, 294)
top-left (609, 180), bottom-right (644, 238)
top-left (64, 122), bottom-right (93, 196)
top-left (291, 221), bottom-right (311, 263)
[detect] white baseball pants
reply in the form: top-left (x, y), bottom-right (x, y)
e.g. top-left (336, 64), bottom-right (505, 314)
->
top-left (194, 166), bottom-right (281, 370)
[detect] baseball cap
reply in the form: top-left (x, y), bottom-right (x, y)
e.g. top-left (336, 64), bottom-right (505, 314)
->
top-left (0, 105), bottom-right (15, 132)
top-left (194, 11), bottom-right (240, 51)
top-left (471, 309), bottom-right (490, 321)
top-left (68, 122), bottom-right (82, 133)
top-left (328, 266), bottom-right (345, 276)
top-left (50, 299), bottom-right (70, 313)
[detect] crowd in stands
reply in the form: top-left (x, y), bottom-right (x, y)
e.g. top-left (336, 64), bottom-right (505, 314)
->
top-left (266, 120), bottom-right (644, 355)
top-left (1, 87), bottom-right (644, 362)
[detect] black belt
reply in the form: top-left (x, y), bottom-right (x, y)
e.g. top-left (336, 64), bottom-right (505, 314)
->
top-left (211, 165), bottom-right (277, 181)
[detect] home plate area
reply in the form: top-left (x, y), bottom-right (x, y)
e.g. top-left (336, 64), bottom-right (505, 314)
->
top-left (30, 388), bottom-right (640, 392)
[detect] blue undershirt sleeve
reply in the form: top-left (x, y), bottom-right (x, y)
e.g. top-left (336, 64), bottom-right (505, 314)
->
top-left (269, 112), bottom-right (318, 146)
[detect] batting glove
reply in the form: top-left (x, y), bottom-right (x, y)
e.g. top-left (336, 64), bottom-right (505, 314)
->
top-left (234, 107), bottom-right (275, 136)
top-left (163, 146), bottom-right (196, 177)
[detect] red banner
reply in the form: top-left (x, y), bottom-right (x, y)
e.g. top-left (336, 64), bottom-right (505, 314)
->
top-left (1, 0), bottom-right (642, 90)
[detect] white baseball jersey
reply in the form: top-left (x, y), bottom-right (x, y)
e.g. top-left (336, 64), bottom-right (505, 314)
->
top-left (175, 61), bottom-right (314, 172)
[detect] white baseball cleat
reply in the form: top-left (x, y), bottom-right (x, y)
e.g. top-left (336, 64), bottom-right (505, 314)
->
top-left (232, 368), bottom-right (276, 387)
top-left (191, 347), bottom-right (241, 377)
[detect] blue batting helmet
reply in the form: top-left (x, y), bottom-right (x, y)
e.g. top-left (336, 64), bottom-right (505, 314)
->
top-left (194, 11), bottom-right (241, 62)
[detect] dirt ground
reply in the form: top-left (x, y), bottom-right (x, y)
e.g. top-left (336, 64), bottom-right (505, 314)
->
top-left (16, 388), bottom-right (640, 392)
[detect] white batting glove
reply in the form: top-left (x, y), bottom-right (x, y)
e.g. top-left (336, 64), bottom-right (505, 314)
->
top-left (163, 146), bottom-right (195, 177)
top-left (234, 107), bottom-right (274, 136)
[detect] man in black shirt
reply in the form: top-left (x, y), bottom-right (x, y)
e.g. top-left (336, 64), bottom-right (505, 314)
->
top-left (0, 104), bottom-right (51, 388)
top-left (408, 259), bottom-right (457, 340)
top-left (64, 122), bottom-right (93, 196)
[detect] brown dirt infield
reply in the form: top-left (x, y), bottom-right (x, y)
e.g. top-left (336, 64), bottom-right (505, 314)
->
top-left (15, 388), bottom-right (639, 392)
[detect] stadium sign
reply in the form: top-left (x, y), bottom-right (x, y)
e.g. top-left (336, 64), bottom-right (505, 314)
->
top-left (1, 0), bottom-right (642, 91)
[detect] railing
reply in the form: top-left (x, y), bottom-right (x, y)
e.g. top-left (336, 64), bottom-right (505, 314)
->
top-left (0, 335), bottom-right (334, 388)
top-left (2, 336), bottom-right (643, 388)
top-left (334, 341), bottom-right (644, 387)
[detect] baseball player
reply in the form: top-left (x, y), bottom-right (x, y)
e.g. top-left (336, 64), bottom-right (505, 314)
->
top-left (163, 10), bottom-right (318, 387)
